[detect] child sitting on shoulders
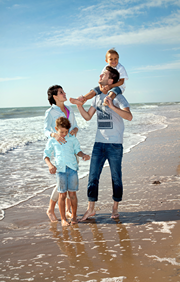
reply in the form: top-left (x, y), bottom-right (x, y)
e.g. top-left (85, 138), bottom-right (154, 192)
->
top-left (44, 116), bottom-right (90, 226)
top-left (69, 48), bottom-right (128, 106)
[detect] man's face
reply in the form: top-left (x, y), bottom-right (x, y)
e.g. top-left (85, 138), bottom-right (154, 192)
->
top-left (98, 70), bottom-right (110, 86)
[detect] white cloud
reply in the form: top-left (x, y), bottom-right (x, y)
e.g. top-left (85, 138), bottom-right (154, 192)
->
top-left (131, 60), bottom-right (180, 72)
top-left (0, 77), bottom-right (28, 82)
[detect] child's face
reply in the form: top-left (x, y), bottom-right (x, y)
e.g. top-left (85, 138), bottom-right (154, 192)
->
top-left (56, 126), bottom-right (69, 138)
top-left (106, 53), bottom-right (119, 68)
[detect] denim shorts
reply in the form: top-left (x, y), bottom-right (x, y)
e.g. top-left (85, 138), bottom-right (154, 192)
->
top-left (57, 166), bottom-right (79, 193)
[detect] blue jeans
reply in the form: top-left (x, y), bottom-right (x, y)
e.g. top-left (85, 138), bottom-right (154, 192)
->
top-left (87, 142), bottom-right (123, 202)
top-left (57, 166), bottom-right (79, 193)
top-left (93, 86), bottom-right (122, 96)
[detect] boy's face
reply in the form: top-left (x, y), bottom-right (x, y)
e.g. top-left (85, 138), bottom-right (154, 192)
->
top-left (55, 126), bottom-right (69, 138)
top-left (106, 53), bottom-right (119, 68)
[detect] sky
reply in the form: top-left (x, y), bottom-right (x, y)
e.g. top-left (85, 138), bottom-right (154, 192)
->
top-left (0, 0), bottom-right (180, 108)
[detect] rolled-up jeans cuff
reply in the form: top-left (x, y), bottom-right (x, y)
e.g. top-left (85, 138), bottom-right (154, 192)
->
top-left (108, 87), bottom-right (122, 96)
top-left (112, 196), bottom-right (122, 202)
top-left (92, 86), bottom-right (101, 95)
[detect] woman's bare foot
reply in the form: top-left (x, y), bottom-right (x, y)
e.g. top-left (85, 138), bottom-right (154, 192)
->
top-left (66, 210), bottom-right (72, 218)
top-left (71, 217), bottom-right (78, 225)
top-left (61, 219), bottom-right (70, 226)
top-left (46, 209), bottom-right (58, 222)
top-left (111, 208), bottom-right (119, 219)
top-left (79, 209), bottom-right (96, 222)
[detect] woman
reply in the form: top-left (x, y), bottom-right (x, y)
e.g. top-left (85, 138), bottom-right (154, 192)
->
top-left (44, 85), bottom-right (78, 222)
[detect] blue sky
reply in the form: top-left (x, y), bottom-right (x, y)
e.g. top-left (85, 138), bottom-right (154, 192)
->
top-left (0, 0), bottom-right (180, 108)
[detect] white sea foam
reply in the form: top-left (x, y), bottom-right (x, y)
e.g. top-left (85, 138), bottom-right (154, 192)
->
top-left (145, 254), bottom-right (180, 266)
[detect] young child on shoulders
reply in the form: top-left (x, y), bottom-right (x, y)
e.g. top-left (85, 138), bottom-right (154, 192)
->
top-left (44, 117), bottom-right (90, 227)
top-left (69, 48), bottom-right (128, 106)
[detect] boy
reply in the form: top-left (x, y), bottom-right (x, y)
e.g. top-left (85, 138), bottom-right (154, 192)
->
top-left (69, 48), bottom-right (128, 106)
top-left (44, 117), bottom-right (90, 226)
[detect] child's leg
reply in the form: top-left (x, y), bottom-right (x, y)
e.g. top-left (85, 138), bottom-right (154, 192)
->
top-left (103, 87), bottom-right (122, 106)
top-left (58, 192), bottom-right (70, 226)
top-left (69, 88), bottom-right (98, 106)
top-left (68, 191), bottom-right (78, 224)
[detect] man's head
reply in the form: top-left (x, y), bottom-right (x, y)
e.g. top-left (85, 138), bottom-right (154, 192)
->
top-left (99, 66), bottom-right (119, 86)
top-left (47, 85), bottom-right (67, 105)
top-left (55, 117), bottom-right (71, 138)
top-left (105, 48), bottom-right (119, 68)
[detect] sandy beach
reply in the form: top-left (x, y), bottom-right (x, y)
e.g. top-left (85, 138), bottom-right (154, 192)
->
top-left (0, 113), bottom-right (180, 282)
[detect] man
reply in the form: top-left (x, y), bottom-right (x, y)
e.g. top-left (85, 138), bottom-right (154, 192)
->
top-left (76, 66), bottom-right (133, 220)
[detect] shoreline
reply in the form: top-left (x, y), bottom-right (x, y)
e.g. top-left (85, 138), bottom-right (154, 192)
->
top-left (0, 113), bottom-right (180, 281)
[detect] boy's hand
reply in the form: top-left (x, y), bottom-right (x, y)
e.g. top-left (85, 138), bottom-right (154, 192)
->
top-left (82, 154), bottom-right (90, 161)
top-left (49, 164), bottom-right (57, 174)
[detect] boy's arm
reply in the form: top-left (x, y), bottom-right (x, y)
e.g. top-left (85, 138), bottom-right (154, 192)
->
top-left (77, 105), bottom-right (96, 121)
top-left (104, 96), bottom-right (133, 121)
top-left (77, 151), bottom-right (90, 161)
top-left (104, 79), bottom-right (124, 91)
top-left (44, 157), bottom-right (57, 174)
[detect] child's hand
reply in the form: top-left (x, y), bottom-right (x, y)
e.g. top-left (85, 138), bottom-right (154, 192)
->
top-left (82, 154), bottom-right (90, 161)
top-left (49, 164), bottom-right (57, 174)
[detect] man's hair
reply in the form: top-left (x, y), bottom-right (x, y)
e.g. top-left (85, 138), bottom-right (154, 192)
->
top-left (106, 66), bottom-right (120, 84)
top-left (56, 117), bottom-right (71, 130)
top-left (106, 48), bottom-right (119, 59)
top-left (47, 85), bottom-right (62, 105)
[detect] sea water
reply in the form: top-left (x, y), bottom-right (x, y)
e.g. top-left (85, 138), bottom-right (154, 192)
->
top-left (0, 102), bottom-right (179, 220)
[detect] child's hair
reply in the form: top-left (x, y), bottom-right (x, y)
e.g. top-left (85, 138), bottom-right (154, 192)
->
top-left (106, 66), bottom-right (120, 84)
top-left (56, 117), bottom-right (71, 130)
top-left (47, 85), bottom-right (62, 105)
top-left (106, 48), bottom-right (119, 59)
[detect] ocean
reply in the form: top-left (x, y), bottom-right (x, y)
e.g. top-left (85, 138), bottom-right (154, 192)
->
top-left (0, 102), bottom-right (179, 221)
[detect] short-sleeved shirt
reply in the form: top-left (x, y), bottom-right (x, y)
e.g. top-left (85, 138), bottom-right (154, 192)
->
top-left (44, 104), bottom-right (78, 138)
top-left (43, 135), bottom-right (81, 172)
top-left (101, 62), bottom-right (128, 93)
top-left (91, 93), bottom-right (130, 144)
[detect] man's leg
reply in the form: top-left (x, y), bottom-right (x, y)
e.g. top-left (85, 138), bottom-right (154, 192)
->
top-left (107, 143), bottom-right (123, 218)
top-left (80, 142), bottom-right (106, 221)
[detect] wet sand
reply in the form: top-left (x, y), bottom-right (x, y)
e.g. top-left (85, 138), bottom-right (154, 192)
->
top-left (0, 114), bottom-right (180, 282)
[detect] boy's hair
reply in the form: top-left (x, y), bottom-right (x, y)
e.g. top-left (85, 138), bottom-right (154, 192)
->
top-left (106, 66), bottom-right (120, 84)
top-left (56, 117), bottom-right (71, 130)
top-left (106, 48), bottom-right (119, 59)
top-left (47, 85), bottom-right (62, 105)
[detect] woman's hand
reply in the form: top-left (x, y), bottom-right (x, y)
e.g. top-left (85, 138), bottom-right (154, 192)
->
top-left (69, 127), bottom-right (78, 136)
top-left (51, 132), bottom-right (66, 144)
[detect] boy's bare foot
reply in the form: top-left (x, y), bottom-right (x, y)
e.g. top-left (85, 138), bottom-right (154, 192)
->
top-left (102, 101), bottom-right (108, 106)
top-left (79, 210), bottom-right (96, 222)
top-left (66, 210), bottom-right (72, 218)
top-left (46, 209), bottom-right (58, 222)
top-left (61, 219), bottom-right (70, 226)
top-left (69, 97), bottom-right (84, 106)
top-left (71, 217), bottom-right (78, 225)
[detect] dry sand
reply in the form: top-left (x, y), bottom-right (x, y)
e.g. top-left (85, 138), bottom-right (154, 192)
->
top-left (0, 114), bottom-right (180, 282)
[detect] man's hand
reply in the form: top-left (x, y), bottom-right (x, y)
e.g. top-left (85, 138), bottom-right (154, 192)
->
top-left (49, 164), bottom-right (57, 174)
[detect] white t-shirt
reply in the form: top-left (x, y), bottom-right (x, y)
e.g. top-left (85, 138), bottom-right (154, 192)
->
top-left (91, 93), bottom-right (130, 144)
top-left (101, 62), bottom-right (128, 93)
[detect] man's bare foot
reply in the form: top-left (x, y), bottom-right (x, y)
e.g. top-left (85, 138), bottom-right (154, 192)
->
top-left (111, 209), bottom-right (119, 219)
top-left (79, 209), bottom-right (96, 222)
top-left (71, 217), bottom-right (78, 225)
top-left (69, 97), bottom-right (84, 106)
top-left (46, 209), bottom-right (58, 222)
top-left (66, 210), bottom-right (72, 218)
top-left (61, 219), bottom-right (70, 226)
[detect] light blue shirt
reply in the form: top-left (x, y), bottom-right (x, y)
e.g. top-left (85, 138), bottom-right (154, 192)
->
top-left (44, 104), bottom-right (78, 138)
top-left (43, 135), bottom-right (81, 172)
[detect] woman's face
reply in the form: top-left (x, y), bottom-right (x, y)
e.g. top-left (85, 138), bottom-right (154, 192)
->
top-left (54, 88), bottom-right (67, 104)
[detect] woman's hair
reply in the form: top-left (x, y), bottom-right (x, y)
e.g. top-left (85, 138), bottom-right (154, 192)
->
top-left (47, 85), bottom-right (62, 105)
top-left (56, 117), bottom-right (71, 130)
top-left (106, 66), bottom-right (120, 84)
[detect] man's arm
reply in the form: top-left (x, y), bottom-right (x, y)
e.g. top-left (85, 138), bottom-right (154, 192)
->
top-left (104, 96), bottom-right (133, 121)
top-left (77, 105), bottom-right (96, 121)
